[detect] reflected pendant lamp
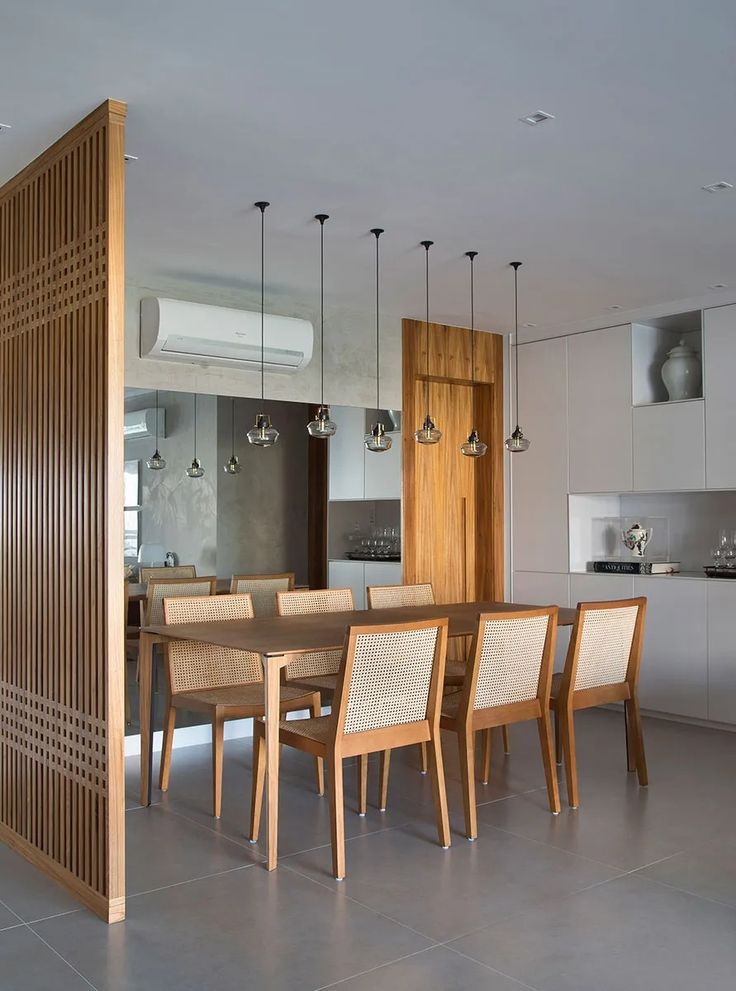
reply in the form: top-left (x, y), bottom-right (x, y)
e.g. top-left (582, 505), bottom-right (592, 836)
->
top-left (146, 390), bottom-right (167, 470)
top-left (365, 227), bottom-right (392, 453)
top-left (460, 251), bottom-right (488, 458)
top-left (505, 261), bottom-right (531, 453)
top-left (223, 397), bottom-right (242, 474)
top-left (186, 394), bottom-right (205, 477)
top-left (307, 214), bottom-right (337, 438)
top-left (414, 240), bottom-right (441, 445)
top-left (247, 201), bottom-right (279, 448)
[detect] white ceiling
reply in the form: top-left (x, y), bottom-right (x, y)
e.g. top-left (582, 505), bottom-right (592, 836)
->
top-left (3, 0), bottom-right (736, 339)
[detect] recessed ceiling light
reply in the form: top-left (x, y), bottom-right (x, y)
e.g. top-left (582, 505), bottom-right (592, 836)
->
top-left (124, 153), bottom-right (139, 162)
top-left (523, 322), bottom-right (537, 328)
top-left (0, 123), bottom-right (12, 133)
top-left (702, 180), bottom-right (733, 193)
top-left (607, 304), bottom-right (622, 310)
top-left (519, 110), bottom-right (555, 126)
top-left (708, 283), bottom-right (728, 290)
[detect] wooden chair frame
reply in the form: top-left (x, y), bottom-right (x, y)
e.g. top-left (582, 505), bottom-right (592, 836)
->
top-left (139, 564), bottom-right (197, 583)
top-left (250, 618), bottom-right (451, 879)
top-left (551, 597), bottom-right (648, 809)
top-left (230, 572), bottom-right (295, 615)
top-left (143, 575), bottom-right (217, 626)
top-left (441, 606), bottom-right (561, 840)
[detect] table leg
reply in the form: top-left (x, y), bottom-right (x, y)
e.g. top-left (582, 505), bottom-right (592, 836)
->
top-left (139, 632), bottom-right (154, 807)
top-left (263, 653), bottom-right (283, 871)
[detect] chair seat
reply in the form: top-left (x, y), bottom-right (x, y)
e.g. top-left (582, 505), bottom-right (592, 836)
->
top-left (255, 713), bottom-right (333, 751)
top-left (550, 672), bottom-right (562, 701)
top-left (173, 683), bottom-right (315, 710)
top-left (287, 674), bottom-right (338, 695)
top-left (444, 659), bottom-right (466, 686)
top-left (440, 690), bottom-right (465, 722)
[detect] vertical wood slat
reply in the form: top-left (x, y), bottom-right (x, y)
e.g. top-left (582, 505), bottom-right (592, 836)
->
top-left (0, 100), bottom-right (127, 923)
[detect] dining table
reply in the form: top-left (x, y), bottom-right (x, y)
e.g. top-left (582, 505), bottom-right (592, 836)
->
top-left (139, 599), bottom-right (576, 870)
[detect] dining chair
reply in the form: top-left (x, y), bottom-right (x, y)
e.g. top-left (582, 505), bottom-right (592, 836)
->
top-left (249, 617), bottom-right (451, 879)
top-left (550, 597), bottom-right (648, 809)
top-left (143, 576), bottom-right (217, 627)
top-left (160, 593), bottom-right (323, 818)
top-left (440, 606), bottom-right (561, 839)
top-left (139, 564), bottom-right (197, 582)
top-left (230, 572), bottom-right (295, 617)
top-left (276, 588), bottom-right (354, 696)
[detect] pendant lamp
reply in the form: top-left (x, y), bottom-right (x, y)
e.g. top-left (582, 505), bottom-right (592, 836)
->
top-left (307, 214), bottom-right (337, 438)
top-left (247, 201), bottom-right (279, 448)
top-left (414, 240), bottom-right (442, 445)
top-left (146, 390), bottom-right (167, 470)
top-left (186, 394), bottom-right (205, 477)
top-left (460, 251), bottom-right (488, 458)
top-left (365, 228), bottom-right (392, 453)
top-left (223, 397), bottom-right (242, 474)
top-left (505, 261), bottom-right (531, 453)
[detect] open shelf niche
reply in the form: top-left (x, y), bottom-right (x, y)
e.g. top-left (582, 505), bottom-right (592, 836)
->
top-left (632, 310), bottom-right (702, 407)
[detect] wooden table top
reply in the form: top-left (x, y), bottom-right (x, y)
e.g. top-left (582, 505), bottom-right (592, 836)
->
top-left (142, 600), bottom-right (576, 657)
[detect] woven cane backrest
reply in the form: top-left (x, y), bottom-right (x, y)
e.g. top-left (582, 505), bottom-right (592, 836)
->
top-left (230, 573), bottom-right (294, 617)
top-left (367, 583), bottom-right (434, 609)
top-left (163, 593), bottom-right (262, 693)
top-left (574, 604), bottom-right (639, 691)
top-left (278, 588), bottom-right (354, 680)
top-left (474, 614), bottom-right (551, 710)
top-left (342, 624), bottom-right (441, 735)
top-left (139, 565), bottom-right (196, 582)
top-left (145, 578), bottom-right (215, 626)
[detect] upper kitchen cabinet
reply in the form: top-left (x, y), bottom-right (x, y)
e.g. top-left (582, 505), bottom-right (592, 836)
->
top-left (704, 304), bottom-right (736, 489)
top-left (632, 401), bottom-right (705, 490)
top-left (512, 336), bottom-right (569, 573)
top-left (328, 406), bottom-right (365, 500)
top-left (568, 326), bottom-right (632, 493)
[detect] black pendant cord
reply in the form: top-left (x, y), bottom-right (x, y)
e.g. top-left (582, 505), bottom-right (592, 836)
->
top-left (371, 228), bottom-right (384, 409)
top-left (193, 394), bottom-right (197, 459)
top-left (231, 397), bottom-right (236, 459)
top-left (466, 251), bottom-right (478, 430)
top-left (511, 261), bottom-right (522, 427)
top-left (315, 214), bottom-right (329, 408)
top-left (255, 201), bottom-right (269, 403)
top-left (154, 389), bottom-right (159, 451)
top-left (420, 240), bottom-right (434, 416)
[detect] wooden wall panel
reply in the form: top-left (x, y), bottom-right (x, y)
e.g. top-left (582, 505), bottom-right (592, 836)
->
top-left (0, 100), bottom-right (127, 922)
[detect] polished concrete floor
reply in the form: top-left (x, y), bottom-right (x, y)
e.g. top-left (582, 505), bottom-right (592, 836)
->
top-left (1, 708), bottom-right (735, 990)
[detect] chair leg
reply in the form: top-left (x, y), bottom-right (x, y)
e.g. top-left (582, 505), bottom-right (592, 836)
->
top-left (328, 754), bottom-right (346, 880)
top-left (625, 696), bottom-right (648, 787)
top-left (159, 705), bottom-right (176, 792)
top-left (357, 754), bottom-right (368, 816)
top-left (554, 705), bottom-right (562, 765)
top-left (458, 728), bottom-right (478, 840)
top-left (308, 694), bottom-right (325, 796)
top-left (501, 724), bottom-right (511, 755)
top-left (212, 709), bottom-right (225, 819)
top-left (561, 707), bottom-right (579, 809)
top-left (419, 741), bottom-right (428, 774)
top-left (480, 728), bottom-right (492, 785)
top-left (378, 750), bottom-right (391, 811)
top-left (537, 711), bottom-right (561, 814)
top-left (624, 703), bottom-right (635, 772)
top-left (249, 725), bottom-right (265, 842)
top-left (427, 734), bottom-right (451, 848)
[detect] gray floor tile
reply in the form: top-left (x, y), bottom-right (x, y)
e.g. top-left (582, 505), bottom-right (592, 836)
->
top-left (34, 866), bottom-right (431, 991)
top-left (450, 873), bottom-right (736, 991)
top-left (0, 845), bottom-right (80, 923)
top-left (636, 833), bottom-right (736, 908)
top-left (125, 803), bottom-right (261, 895)
top-left (286, 817), bottom-right (618, 943)
top-left (0, 899), bottom-right (22, 931)
top-left (317, 944), bottom-right (534, 990)
top-left (0, 926), bottom-right (96, 991)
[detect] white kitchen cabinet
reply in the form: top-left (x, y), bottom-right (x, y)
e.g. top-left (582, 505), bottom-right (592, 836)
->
top-left (707, 581), bottom-right (736, 724)
top-left (363, 432), bottom-right (401, 500)
top-left (632, 401), bottom-right (705, 491)
top-left (512, 337), bottom-right (569, 572)
top-left (570, 573), bottom-right (635, 604)
top-left (328, 560), bottom-right (366, 610)
top-left (512, 571), bottom-right (570, 670)
top-left (328, 406), bottom-right (365, 500)
top-left (363, 561), bottom-right (402, 595)
top-left (568, 326), bottom-right (633, 493)
top-left (704, 304), bottom-right (736, 489)
top-left (633, 577), bottom-right (708, 719)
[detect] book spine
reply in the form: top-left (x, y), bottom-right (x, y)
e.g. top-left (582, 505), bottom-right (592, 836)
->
top-left (592, 561), bottom-right (644, 575)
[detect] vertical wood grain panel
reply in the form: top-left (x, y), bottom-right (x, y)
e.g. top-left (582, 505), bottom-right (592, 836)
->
top-left (0, 100), bottom-right (126, 923)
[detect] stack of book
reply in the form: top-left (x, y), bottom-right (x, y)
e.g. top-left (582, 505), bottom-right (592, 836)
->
top-left (590, 560), bottom-right (680, 575)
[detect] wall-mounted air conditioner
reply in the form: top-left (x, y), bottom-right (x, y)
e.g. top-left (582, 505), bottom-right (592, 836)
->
top-left (123, 408), bottom-right (165, 440)
top-left (140, 297), bottom-right (313, 374)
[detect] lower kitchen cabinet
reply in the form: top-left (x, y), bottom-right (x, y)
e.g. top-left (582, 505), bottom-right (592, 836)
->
top-left (707, 581), bottom-right (736, 724)
top-left (328, 560), bottom-right (402, 611)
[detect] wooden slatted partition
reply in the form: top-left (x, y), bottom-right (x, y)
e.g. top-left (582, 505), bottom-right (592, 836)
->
top-left (0, 100), bottom-right (127, 922)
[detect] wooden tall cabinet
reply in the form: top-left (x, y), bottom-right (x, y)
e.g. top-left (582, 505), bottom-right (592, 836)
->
top-left (402, 319), bottom-right (504, 605)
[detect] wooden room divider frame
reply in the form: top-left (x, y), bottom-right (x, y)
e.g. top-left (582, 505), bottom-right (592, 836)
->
top-left (0, 100), bottom-right (127, 922)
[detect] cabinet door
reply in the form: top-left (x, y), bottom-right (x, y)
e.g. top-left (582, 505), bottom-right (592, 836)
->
top-left (512, 338), bottom-right (569, 572)
top-left (570, 573), bottom-right (635, 604)
top-left (633, 577), bottom-right (707, 718)
top-left (707, 581), bottom-right (736, 724)
top-left (328, 561), bottom-right (365, 610)
top-left (632, 402), bottom-right (705, 491)
top-left (568, 326), bottom-right (632, 492)
top-left (704, 305), bottom-right (736, 488)
top-left (363, 432), bottom-right (401, 500)
top-left (328, 406), bottom-right (365, 500)
top-left (364, 561), bottom-right (403, 599)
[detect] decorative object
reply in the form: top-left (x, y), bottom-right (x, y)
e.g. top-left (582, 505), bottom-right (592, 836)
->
top-left (307, 214), bottom-right (337, 438)
top-left (505, 261), bottom-right (531, 452)
top-left (414, 240), bottom-right (442, 445)
top-left (146, 389), bottom-right (166, 470)
top-left (365, 228), bottom-right (392, 453)
top-left (621, 521), bottom-right (653, 557)
top-left (461, 250), bottom-right (488, 458)
top-left (223, 397), bottom-right (242, 474)
top-left (247, 201), bottom-right (279, 448)
top-left (186, 394), bottom-right (205, 477)
top-left (661, 338), bottom-right (702, 401)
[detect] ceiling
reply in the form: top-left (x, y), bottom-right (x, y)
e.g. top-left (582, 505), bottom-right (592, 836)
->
top-left (3, 0), bottom-right (736, 339)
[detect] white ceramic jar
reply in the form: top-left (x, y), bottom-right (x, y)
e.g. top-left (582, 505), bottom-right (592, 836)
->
top-left (661, 339), bottom-right (702, 401)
